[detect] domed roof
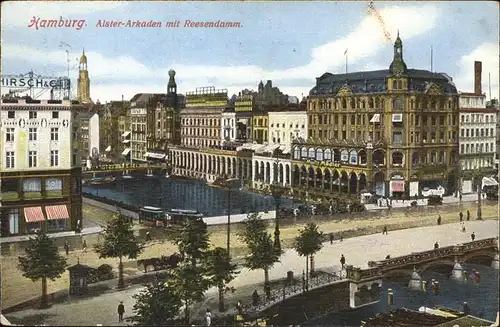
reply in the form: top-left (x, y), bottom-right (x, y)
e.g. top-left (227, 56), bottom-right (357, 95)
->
top-left (79, 49), bottom-right (87, 64)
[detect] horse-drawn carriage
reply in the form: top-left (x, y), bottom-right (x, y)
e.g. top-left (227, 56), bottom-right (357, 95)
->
top-left (137, 252), bottom-right (183, 273)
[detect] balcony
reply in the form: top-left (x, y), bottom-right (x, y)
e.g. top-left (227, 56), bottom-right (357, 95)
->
top-left (0, 191), bottom-right (19, 201)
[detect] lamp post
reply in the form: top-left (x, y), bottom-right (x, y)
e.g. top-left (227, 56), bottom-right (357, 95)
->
top-left (270, 158), bottom-right (284, 251)
top-left (226, 178), bottom-right (239, 256)
top-left (472, 160), bottom-right (483, 220)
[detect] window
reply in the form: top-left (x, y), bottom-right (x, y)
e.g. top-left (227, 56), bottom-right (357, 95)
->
top-left (392, 132), bottom-right (403, 144)
top-left (50, 150), bottom-right (59, 167)
top-left (5, 151), bottom-right (15, 168)
top-left (29, 111), bottom-right (37, 119)
top-left (28, 151), bottom-right (37, 168)
top-left (6, 208), bottom-right (20, 235)
top-left (23, 178), bottom-right (42, 192)
top-left (8, 111), bottom-right (15, 118)
top-left (50, 127), bottom-right (59, 141)
top-left (45, 177), bottom-right (63, 191)
top-left (52, 111), bottom-right (59, 119)
top-left (6, 128), bottom-right (15, 142)
top-left (28, 128), bottom-right (37, 141)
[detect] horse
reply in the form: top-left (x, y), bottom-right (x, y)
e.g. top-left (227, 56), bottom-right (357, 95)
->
top-left (137, 258), bottom-right (161, 273)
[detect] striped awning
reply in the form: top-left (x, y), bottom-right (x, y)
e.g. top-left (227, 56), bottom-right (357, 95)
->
top-left (24, 207), bottom-right (45, 223)
top-left (45, 205), bottom-right (69, 220)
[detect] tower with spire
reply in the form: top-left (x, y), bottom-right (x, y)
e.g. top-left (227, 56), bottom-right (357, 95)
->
top-left (387, 31), bottom-right (408, 92)
top-left (77, 48), bottom-right (91, 103)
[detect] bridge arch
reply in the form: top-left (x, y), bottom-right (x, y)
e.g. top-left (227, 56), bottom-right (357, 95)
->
top-left (460, 250), bottom-right (496, 264)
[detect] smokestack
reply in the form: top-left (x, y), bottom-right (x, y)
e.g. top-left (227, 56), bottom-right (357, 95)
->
top-left (474, 61), bottom-right (482, 95)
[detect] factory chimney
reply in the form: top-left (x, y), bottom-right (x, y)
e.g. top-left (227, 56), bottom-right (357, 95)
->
top-left (474, 61), bottom-right (482, 95)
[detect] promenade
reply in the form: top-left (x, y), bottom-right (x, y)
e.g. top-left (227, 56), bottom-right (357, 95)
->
top-left (4, 220), bottom-right (498, 326)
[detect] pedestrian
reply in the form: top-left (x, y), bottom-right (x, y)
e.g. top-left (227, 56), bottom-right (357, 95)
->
top-left (459, 212), bottom-right (463, 222)
top-left (340, 233), bottom-right (343, 242)
top-left (117, 301), bottom-right (125, 322)
top-left (205, 308), bottom-right (212, 327)
top-left (236, 300), bottom-right (243, 315)
top-left (340, 254), bottom-right (346, 269)
top-left (471, 232), bottom-right (475, 241)
top-left (382, 226), bottom-right (388, 235)
top-left (466, 210), bottom-right (470, 221)
top-left (64, 240), bottom-right (70, 255)
top-left (145, 231), bottom-right (151, 242)
top-left (82, 240), bottom-right (87, 253)
top-left (329, 233), bottom-right (334, 245)
top-left (434, 241), bottom-right (439, 249)
top-left (462, 225), bottom-right (466, 233)
top-left (437, 215), bottom-right (442, 226)
top-left (252, 290), bottom-right (259, 306)
top-left (76, 219), bottom-right (81, 233)
top-left (459, 193), bottom-right (462, 201)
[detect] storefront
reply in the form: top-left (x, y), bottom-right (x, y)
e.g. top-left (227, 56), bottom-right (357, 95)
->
top-left (389, 173), bottom-right (405, 198)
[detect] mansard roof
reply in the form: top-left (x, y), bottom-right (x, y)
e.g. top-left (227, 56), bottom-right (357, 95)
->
top-left (309, 69), bottom-right (457, 96)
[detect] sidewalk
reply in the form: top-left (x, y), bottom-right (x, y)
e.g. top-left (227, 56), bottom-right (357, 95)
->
top-left (365, 193), bottom-right (480, 210)
top-left (4, 220), bottom-right (498, 326)
top-left (0, 226), bottom-right (102, 244)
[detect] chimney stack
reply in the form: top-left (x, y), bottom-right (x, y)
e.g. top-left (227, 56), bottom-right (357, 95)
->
top-left (474, 61), bottom-right (482, 95)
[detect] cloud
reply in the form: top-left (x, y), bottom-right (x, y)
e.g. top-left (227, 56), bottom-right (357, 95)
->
top-left (1, 3), bottom-right (439, 102)
top-left (454, 42), bottom-right (499, 100)
top-left (1, 1), bottom-right (125, 27)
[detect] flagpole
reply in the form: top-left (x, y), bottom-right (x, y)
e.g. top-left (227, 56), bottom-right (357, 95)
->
top-left (431, 45), bottom-right (433, 72)
top-left (345, 49), bottom-right (348, 83)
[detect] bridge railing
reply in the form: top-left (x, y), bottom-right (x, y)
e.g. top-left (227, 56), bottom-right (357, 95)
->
top-left (241, 271), bottom-right (344, 314)
top-left (362, 237), bottom-right (498, 280)
top-left (82, 163), bottom-right (169, 172)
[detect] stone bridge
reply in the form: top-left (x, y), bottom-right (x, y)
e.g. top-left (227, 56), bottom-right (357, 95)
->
top-left (345, 237), bottom-right (499, 308)
top-left (82, 163), bottom-right (170, 177)
top-left (242, 237), bottom-right (499, 324)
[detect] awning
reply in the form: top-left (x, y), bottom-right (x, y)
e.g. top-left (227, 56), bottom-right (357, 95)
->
top-left (122, 139), bottom-right (130, 144)
top-left (24, 207), bottom-right (45, 223)
top-left (45, 205), bottom-right (69, 220)
top-left (105, 146), bottom-right (111, 152)
top-left (370, 114), bottom-right (380, 123)
top-left (122, 131), bottom-right (131, 137)
top-left (391, 181), bottom-right (405, 192)
top-left (122, 148), bottom-right (131, 156)
top-left (145, 152), bottom-right (166, 159)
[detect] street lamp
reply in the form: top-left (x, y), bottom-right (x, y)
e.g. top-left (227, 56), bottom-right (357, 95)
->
top-left (472, 159), bottom-right (483, 220)
top-left (226, 178), bottom-right (239, 256)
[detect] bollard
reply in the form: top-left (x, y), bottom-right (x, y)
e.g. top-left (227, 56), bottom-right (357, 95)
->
top-left (463, 301), bottom-right (470, 315)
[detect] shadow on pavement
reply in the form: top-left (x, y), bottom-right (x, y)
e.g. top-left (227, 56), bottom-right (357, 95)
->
top-left (6, 312), bottom-right (57, 326)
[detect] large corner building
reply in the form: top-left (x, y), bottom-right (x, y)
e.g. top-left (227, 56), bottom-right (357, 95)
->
top-left (291, 33), bottom-right (460, 199)
top-left (1, 98), bottom-right (84, 236)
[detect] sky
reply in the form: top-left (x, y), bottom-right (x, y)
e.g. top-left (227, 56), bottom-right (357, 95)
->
top-left (1, 1), bottom-right (499, 103)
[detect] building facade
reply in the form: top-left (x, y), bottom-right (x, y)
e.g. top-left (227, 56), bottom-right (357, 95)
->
top-left (100, 100), bottom-right (131, 160)
top-left (252, 111), bottom-right (269, 144)
top-left (180, 87), bottom-right (229, 148)
top-left (78, 111), bottom-right (100, 167)
top-left (149, 70), bottom-right (185, 160)
top-left (129, 93), bottom-right (165, 162)
top-left (0, 98), bottom-right (83, 236)
top-left (221, 109), bottom-right (237, 142)
top-left (458, 62), bottom-right (497, 193)
top-left (268, 110), bottom-right (308, 145)
top-left (291, 34), bottom-right (459, 199)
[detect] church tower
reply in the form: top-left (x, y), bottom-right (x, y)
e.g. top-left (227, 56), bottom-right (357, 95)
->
top-left (77, 49), bottom-right (91, 103)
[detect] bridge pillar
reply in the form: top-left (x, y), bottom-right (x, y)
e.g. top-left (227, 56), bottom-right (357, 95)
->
top-left (408, 267), bottom-right (423, 291)
top-left (451, 258), bottom-right (466, 282)
top-left (492, 253), bottom-right (499, 270)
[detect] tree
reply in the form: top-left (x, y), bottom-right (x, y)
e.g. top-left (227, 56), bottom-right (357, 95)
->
top-left (93, 214), bottom-right (143, 288)
top-left (18, 232), bottom-right (67, 308)
top-left (238, 213), bottom-right (282, 298)
top-left (128, 280), bottom-right (182, 326)
top-left (173, 216), bottom-right (210, 266)
top-left (172, 263), bottom-right (210, 324)
top-left (205, 247), bottom-right (239, 312)
top-left (171, 216), bottom-right (211, 323)
top-left (486, 98), bottom-right (498, 108)
top-left (293, 223), bottom-right (324, 290)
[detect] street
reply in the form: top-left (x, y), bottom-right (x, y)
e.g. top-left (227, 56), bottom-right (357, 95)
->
top-left (5, 220), bottom-right (498, 326)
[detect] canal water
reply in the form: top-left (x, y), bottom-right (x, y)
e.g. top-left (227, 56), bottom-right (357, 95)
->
top-left (83, 176), bottom-right (296, 217)
top-left (306, 263), bottom-right (499, 326)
